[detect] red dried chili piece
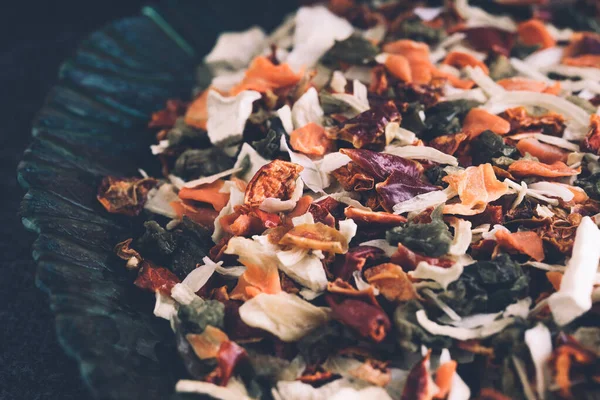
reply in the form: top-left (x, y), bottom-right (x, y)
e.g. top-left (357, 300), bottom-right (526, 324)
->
top-left (344, 206), bottom-right (407, 226)
top-left (134, 260), bottom-right (180, 294)
top-left (326, 296), bottom-right (391, 343)
top-left (376, 170), bottom-right (439, 212)
top-left (341, 148), bottom-right (423, 181)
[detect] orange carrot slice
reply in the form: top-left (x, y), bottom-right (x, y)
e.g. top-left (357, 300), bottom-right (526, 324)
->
top-left (178, 180), bottom-right (230, 211)
top-left (462, 108), bottom-right (511, 139)
top-left (230, 262), bottom-right (281, 301)
top-left (443, 164), bottom-right (509, 215)
top-left (431, 68), bottom-right (475, 89)
top-left (517, 19), bottom-right (556, 49)
top-left (495, 230), bottom-right (545, 261)
top-left (497, 77), bottom-right (548, 93)
top-left (409, 57), bottom-right (434, 84)
top-left (230, 56), bottom-right (303, 95)
top-left (434, 361), bottom-right (457, 399)
top-left (508, 160), bottom-right (580, 178)
top-left (546, 271), bottom-right (563, 291)
top-left (558, 184), bottom-right (589, 204)
top-left (290, 122), bottom-right (333, 156)
top-left (382, 39), bottom-right (430, 61)
top-left (184, 89), bottom-right (210, 130)
top-left (563, 54), bottom-right (600, 69)
top-left (443, 51), bottom-right (489, 75)
top-left (384, 54), bottom-right (412, 82)
top-left (516, 138), bottom-right (568, 164)
top-left (170, 200), bottom-right (218, 228)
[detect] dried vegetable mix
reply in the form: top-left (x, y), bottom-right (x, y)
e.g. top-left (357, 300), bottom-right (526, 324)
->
top-left (98, 1), bottom-right (600, 399)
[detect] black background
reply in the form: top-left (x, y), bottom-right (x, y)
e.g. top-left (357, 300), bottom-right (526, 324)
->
top-left (0, 1), bottom-right (145, 398)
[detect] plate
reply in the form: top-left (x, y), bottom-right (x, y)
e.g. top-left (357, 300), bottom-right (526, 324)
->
top-left (18, 1), bottom-right (296, 398)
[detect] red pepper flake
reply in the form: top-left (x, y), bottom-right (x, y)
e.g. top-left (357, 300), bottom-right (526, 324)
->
top-left (133, 260), bottom-right (180, 294)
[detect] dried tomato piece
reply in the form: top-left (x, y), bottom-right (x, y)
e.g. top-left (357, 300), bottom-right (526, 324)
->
top-left (428, 132), bottom-right (468, 156)
top-left (582, 114), bottom-right (600, 155)
top-left (244, 160), bottom-right (303, 207)
top-left (326, 296), bottom-right (391, 343)
top-left (331, 162), bottom-right (375, 192)
top-left (390, 243), bottom-right (454, 271)
top-left (97, 176), bottom-right (157, 216)
top-left (134, 260), bottom-right (180, 294)
top-left (149, 99), bottom-right (187, 129)
top-left (328, 101), bottom-right (400, 148)
top-left (364, 263), bottom-right (418, 302)
top-left (501, 106), bottom-right (566, 136)
top-left (332, 245), bottom-right (386, 281)
top-left (401, 350), bottom-right (437, 400)
top-left (279, 222), bottom-right (348, 253)
top-left (344, 206), bottom-right (407, 226)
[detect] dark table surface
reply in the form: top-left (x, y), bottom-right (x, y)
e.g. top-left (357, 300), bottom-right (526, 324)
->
top-left (0, 1), bottom-right (145, 398)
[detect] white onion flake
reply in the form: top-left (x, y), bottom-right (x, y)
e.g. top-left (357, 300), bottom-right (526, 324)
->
top-left (548, 216), bottom-right (600, 325)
